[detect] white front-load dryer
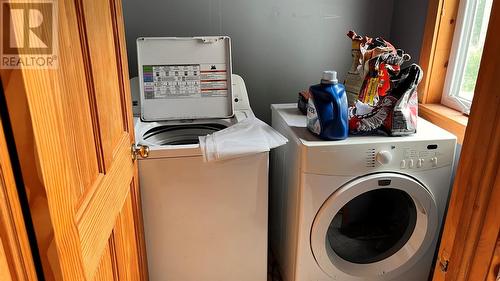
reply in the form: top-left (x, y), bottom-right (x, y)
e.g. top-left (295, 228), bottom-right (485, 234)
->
top-left (270, 104), bottom-right (456, 281)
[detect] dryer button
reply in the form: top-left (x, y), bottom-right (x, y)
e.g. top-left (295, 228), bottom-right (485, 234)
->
top-left (431, 157), bottom-right (438, 167)
top-left (400, 160), bottom-right (406, 169)
top-left (408, 159), bottom-right (415, 168)
top-left (417, 158), bottom-right (424, 168)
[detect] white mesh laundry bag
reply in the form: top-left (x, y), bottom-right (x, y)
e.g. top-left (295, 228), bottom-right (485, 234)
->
top-left (199, 117), bottom-right (288, 162)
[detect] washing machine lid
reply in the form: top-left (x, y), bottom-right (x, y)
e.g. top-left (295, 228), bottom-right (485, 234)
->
top-left (310, 173), bottom-right (438, 280)
top-left (137, 37), bottom-right (234, 121)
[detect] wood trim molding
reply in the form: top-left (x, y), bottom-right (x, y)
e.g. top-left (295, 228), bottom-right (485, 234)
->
top-left (0, 114), bottom-right (38, 280)
top-left (129, 175), bottom-right (148, 280)
top-left (419, 103), bottom-right (467, 144)
top-left (0, 239), bottom-right (13, 281)
top-left (487, 237), bottom-right (500, 281)
top-left (419, 0), bottom-right (460, 104)
top-left (73, 0), bottom-right (106, 174)
top-left (418, 0), bottom-right (469, 145)
top-left (110, 0), bottom-right (148, 278)
top-left (432, 0), bottom-right (500, 280)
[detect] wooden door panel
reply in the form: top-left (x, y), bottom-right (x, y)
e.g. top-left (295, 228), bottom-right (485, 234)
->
top-left (92, 243), bottom-right (115, 281)
top-left (80, 0), bottom-right (129, 173)
top-left (75, 0), bottom-right (138, 277)
top-left (54, 0), bottom-right (101, 202)
top-left (0, 115), bottom-right (38, 280)
top-left (0, 238), bottom-right (13, 281)
top-left (91, 187), bottom-right (142, 281)
top-left (77, 137), bottom-right (134, 279)
top-left (0, 0), bottom-right (145, 279)
top-left (487, 237), bottom-right (500, 281)
top-left (56, 0), bottom-right (101, 204)
top-left (112, 186), bottom-right (142, 281)
top-left (2, 68), bottom-right (66, 281)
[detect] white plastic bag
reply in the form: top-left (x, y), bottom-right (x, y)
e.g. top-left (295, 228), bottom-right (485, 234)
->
top-left (199, 117), bottom-right (288, 162)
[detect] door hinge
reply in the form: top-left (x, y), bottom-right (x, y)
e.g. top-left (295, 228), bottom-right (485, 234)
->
top-left (439, 257), bottom-right (449, 273)
top-left (131, 144), bottom-right (150, 161)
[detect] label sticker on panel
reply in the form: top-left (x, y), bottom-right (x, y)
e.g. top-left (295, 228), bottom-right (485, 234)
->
top-left (200, 63), bottom-right (228, 97)
top-left (143, 64), bottom-right (228, 99)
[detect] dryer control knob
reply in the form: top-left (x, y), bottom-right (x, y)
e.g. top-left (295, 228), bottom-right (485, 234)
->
top-left (376, 151), bottom-right (393, 165)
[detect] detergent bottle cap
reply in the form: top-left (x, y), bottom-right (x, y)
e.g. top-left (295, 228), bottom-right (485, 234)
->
top-left (321, 70), bottom-right (338, 84)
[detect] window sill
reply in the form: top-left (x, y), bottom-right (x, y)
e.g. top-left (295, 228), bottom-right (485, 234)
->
top-left (419, 103), bottom-right (468, 144)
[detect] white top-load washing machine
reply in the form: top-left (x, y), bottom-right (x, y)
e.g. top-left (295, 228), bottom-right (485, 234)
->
top-left (270, 104), bottom-right (456, 281)
top-left (133, 37), bottom-right (268, 281)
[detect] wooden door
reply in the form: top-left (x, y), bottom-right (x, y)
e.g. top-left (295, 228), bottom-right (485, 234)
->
top-left (0, 113), bottom-right (38, 280)
top-left (431, 0), bottom-right (500, 280)
top-left (0, 0), bottom-right (147, 280)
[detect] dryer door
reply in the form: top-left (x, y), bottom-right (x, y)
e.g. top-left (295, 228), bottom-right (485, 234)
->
top-left (310, 173), bottom-right (438, 280)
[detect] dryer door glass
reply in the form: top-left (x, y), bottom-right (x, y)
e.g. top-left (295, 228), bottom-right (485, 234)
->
top-left (327, 188), bottom-right (417, 264)
top-left (310, 173), bottom-right (438, 279)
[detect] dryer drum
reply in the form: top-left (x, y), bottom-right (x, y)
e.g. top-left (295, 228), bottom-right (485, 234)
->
top-left (327, 188), bottom-right (418, 264)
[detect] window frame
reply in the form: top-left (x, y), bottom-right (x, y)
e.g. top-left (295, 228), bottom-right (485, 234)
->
top-left (441, 0), bottom-right (475, 114)
top-left (441, 0), bottom-right (492, 115)
top-left (418, 0), bottom-right (468, 143)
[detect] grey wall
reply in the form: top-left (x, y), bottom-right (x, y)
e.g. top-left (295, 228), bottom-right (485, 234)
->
top-left (389, 0), bottom-right (429, 65)
top-left (123, 0), bottom-right (394, 122)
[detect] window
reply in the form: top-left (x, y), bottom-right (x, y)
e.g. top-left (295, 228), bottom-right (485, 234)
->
top-left (418, 0), bottom-right (496, 143)
top-left (442, 0), bottom-right (494, 114)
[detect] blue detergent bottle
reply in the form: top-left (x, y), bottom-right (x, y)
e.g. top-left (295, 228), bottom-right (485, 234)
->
top-left (306, 70), bottom-right (349, 140)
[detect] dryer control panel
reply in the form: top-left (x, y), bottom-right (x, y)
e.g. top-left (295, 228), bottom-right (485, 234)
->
top-left (302, 139), bottom-right (456, 176)
top-left (397, 144), bottom-right (441, 170)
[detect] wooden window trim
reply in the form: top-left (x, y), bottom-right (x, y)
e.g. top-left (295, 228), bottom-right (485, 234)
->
top-left (418, 0), bottom-right (469, 144)
top-left (419, 104), bottom-right (467, 143)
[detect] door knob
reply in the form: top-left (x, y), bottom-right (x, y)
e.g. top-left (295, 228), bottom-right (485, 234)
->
top-left (131, 144), bottom-right (150, 160)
